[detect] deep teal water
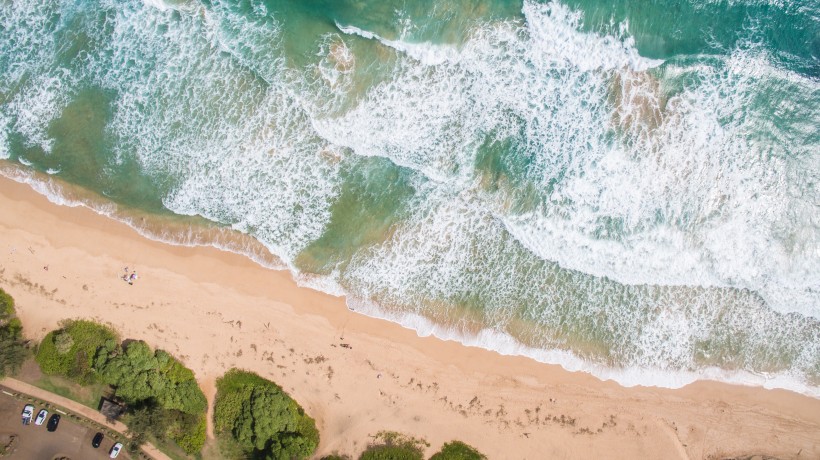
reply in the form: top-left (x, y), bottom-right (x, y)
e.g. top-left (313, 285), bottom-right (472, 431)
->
top-left (1, 0), bottom-right (818, 392)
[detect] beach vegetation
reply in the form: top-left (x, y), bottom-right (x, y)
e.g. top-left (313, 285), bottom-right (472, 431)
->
top-left (429, 441), bottom-right (486, 460)
top-left (54, 331), bottom-right (75, 354)
top-left (122, 398), bottom-right (206, 455)
top-left (96, 340), bottom-right (207, 454)
top-left (34, 320), bottom-right (207, 455)
top-left (169, 412), bottom-right (207, 456)
top-left (358, 431), bottom-right (428, 460)
top-left (214, 368), bottom-right (320, 460)
top-left (35, 319), bottom-right (118, 384)
top-left (0, 288), bottom-right (26, 378)
top-left (96, 340), bottom-right (207, 414)
top-left (123, 402), bottom-right (166, 452)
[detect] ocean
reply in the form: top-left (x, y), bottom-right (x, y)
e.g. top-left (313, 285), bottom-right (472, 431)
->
top-left (1, 0), bottom-right (818, 395)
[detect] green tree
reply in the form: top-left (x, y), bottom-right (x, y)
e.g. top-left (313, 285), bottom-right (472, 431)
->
top-left (32, 319), bottom-right (205, 455)
top-left (97, 341), bottom-right (207, 415)
top-left (125, 402), bottom-right (168, 453)
top-left (429, 441), bottom-right (486, 460)
top-left (214, 369), bottom-right (320, 460)
top-left (169, 413), bottom-right (207, 455)
top-left (98, 340), bottom-right (207, 455)
top-left (358, 432), bottom-right (427, 460)
top-left (124, 402), bottom-right (206, 455)
top-left (0, 289), bottom-right (26, 378)
top-left (35, 319), bottom-right (117, 383)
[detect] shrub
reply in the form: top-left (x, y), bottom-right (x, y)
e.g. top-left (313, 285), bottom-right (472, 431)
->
top-left (35, 319), bottom-right (118, 384)
top-left (97, 340), bottom-right (206, 414)
top-left (32, 319), bottom-right (208, 454)
top-left (0, 289), bottom-right (26, 378)
top-left (98, 341), bottom-right (207, 455)
top-left (54, 332), bottom-right (74, 354)
top-left (429, 441), bottom-right (487, 460)
top-left (169, 413), bottom-right (207, 455)
top-left (0, 289), bottom-right (15, 317)
top-left (124, 403), bottom-right (167, 453)
top-left (358, 432), bottom-right (428, 460)
top-left (214, 368), bottom-right (319, 460)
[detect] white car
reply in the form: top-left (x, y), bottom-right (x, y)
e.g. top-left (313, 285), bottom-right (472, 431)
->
top-left (109, 442), bottom-right (123, 458)
top-left (35, 409), bottom-right (48, 426)
top-left (21, 404), bottom-right (34, 425)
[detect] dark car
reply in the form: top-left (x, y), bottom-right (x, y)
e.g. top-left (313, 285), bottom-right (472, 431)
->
top-left (92, 432), bottom-right (104, 448)
top-left (46, 414), bottom-right (60, 432)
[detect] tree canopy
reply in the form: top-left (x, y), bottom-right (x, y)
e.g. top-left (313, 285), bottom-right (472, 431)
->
top-left (122, 399), bottom-right (206, 455)
top-left (97, 340), bottom-right (207, 455)
top-left (97, 340), bottom-right (206, 415)
top-left (36, 321), bottom-right (207, 455)
top-left (214, 369), bottom-right (319, 460)
top-left (0, 289), bottom-right (26, 378)
top-left (35, 319), bottom-right (118, 384)
top-left (429, 441), bottom-right (487, 460)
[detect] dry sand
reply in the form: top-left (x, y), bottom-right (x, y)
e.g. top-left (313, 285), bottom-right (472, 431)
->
top-left (0, 175), bottom-right (818, 460)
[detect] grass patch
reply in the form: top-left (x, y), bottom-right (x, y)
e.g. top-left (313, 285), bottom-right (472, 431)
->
top-left (146, 432), bottom-right (202, 460)
top-left (30, 373), bottom-right (110, 409)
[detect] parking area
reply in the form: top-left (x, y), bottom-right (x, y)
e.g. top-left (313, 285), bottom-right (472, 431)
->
top-left (0, 389), bottom-right (129, 459)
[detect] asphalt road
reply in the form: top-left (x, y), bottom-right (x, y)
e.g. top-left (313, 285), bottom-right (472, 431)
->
top-left (0, 391), bottom-right (129, 460)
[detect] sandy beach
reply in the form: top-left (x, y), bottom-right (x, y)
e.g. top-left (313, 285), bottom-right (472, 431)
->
top-left (1, 175), bottom-right (818, 459)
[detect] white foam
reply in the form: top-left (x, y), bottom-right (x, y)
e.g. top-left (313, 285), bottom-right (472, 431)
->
top-left (141, 0), bottom-right (170, 11)
top-left (522, 2), bottom-right (662, 72)
top-left (336, 23), bottom-right (460, 66)
top-left (496, 46), bottom-right (820, 316)
top-left (319, 0), bottom-right (819, 317)
top-left (68, 0), bottom-right (343, 265)
top-left (7, 75), bottom-right (68, 154)
top-left (0, 109), bottom-right (9, 160)
top-left (311, 0), bottom-right (819, 386)
top-left (140, 0), bottom-right (196, 13)
top-left (346, 288), bottom-right (820, 399)
top-left (0, 162), bottom-right (285, 270)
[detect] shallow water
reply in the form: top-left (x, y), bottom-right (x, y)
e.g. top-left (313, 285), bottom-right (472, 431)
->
top-left (1, 0), bottom-right (818, 394)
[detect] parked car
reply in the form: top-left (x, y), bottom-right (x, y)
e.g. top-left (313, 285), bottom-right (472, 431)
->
top-left (21, 404), bottom-right (34, 425)
top-left (35, 409), bottom-right (48, 426)
top-left (92, 432), bottom-right (104, 448)
top-left (109, 442), bottom-right (123, 458)
top-left (46, 414), bottom-right (60, 432)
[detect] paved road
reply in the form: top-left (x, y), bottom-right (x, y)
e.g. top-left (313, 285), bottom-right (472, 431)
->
top-left (0, 390), bottom-right (127, 459)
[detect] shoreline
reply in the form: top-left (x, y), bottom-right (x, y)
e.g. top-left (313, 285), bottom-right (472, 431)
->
top-left (1, 175), bottom-right (819, 458)
top-left (3, 162), bottom-right (816, 398)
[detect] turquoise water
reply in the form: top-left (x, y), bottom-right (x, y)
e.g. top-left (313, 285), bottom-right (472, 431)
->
top-left (1, 0), bottom-right (818, 393)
